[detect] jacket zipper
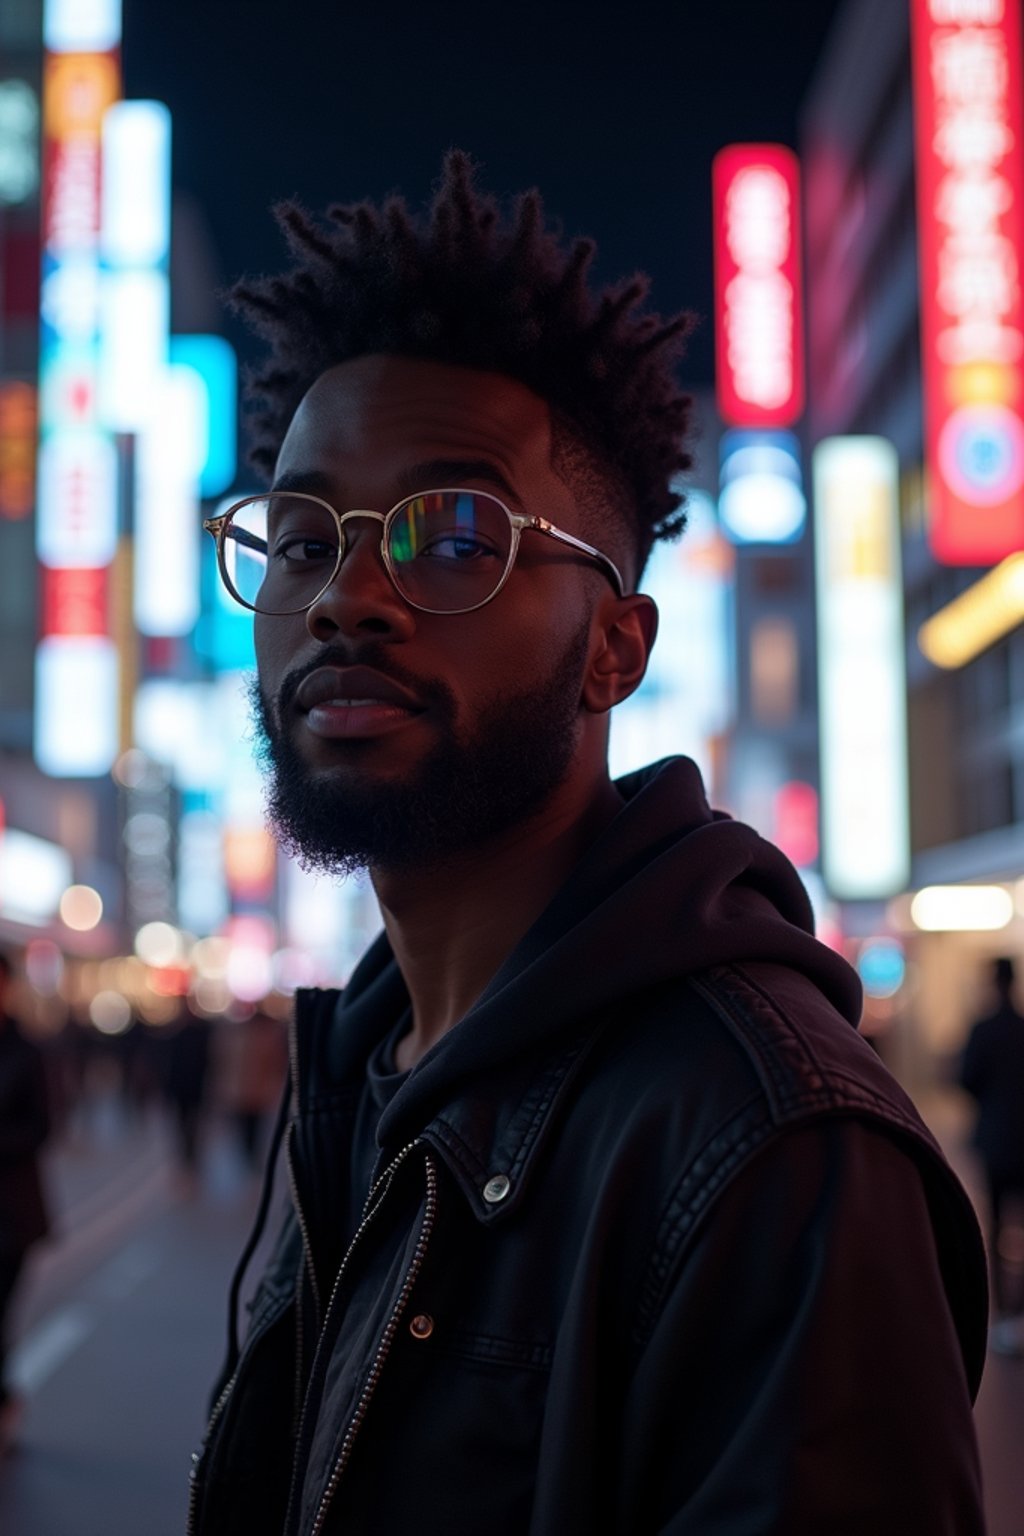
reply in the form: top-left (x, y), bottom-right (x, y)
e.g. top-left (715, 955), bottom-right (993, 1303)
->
top-left (185, 1287), bottom-right (287, 1536)
top-left (186, 1370), bottom-right (236, 1536)
top-left (282, 1137), bottom-right (429, 1535)
top-left (283, 1009), bottom-right (322, 1427)
top-left (286, 1119), bottom-right (320, 1420)
top-left (309, 1146), bottom-right (439, 1535)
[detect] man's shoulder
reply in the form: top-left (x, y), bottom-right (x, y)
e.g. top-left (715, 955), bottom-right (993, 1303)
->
top-left (591, 959), bottom-right (914, 1138)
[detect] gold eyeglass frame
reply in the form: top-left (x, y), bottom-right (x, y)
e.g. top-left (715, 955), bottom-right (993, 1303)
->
top-left (203, 487), bottom-right (626, 616)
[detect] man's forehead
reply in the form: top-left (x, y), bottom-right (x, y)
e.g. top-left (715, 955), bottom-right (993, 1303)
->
top-left (278, 354), bottom-right (556, 476)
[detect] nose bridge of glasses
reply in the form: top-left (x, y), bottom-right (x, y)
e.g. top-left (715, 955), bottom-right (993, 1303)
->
top-left (332, 507), bottom-right (388, 568)
top-left (336, 508), bottom-right (387, 531)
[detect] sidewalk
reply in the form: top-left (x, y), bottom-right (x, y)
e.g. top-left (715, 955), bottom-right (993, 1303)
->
top-left (1, 1106), bottom-right (277, 1536)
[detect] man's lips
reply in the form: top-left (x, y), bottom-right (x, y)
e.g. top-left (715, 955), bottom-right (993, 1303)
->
top-left (294, 666), bottom-right (426, 740)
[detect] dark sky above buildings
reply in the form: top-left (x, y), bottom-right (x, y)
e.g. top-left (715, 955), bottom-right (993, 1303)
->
top-left (123, 0), bottom-right (848, 387)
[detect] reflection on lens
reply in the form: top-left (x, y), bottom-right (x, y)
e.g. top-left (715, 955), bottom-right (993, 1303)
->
top-left (387, 491), bottom-right (510, 612)
top-left (224, 495), bottom-right (340, 613)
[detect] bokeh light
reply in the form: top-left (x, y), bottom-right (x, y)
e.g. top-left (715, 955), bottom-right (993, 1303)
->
top-left (134, 921), bottom-right (185, 967)
top-left (89, 989), bottom-right (132, 1034)
top-left (59, 884), bottom-right (104, 931)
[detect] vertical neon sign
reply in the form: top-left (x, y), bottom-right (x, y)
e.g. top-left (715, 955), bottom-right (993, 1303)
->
top-left (713, 144), bottom-right (804, 429)
top-left (911, 0), bottom-right (1024, 564)
top-left (813, 437), bottom-right (910, 900)
top-left (35, 0), bottom-right (122, 775)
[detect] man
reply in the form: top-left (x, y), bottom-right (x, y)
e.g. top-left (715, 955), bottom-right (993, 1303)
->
top-left (190, 153), bottom-right (987, 1534)
top-left (960, 956), bottom-right (1024, 1349)
top-left (0, 951), bottom-right (51, 1453)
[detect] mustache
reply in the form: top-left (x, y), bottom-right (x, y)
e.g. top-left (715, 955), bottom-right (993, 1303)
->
top-left (272, 643), bottom-right (455, 722)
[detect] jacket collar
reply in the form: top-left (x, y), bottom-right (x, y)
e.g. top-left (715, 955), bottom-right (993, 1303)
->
top-left (292, 985), bottom-right (607, 1225)
top-left (419, 1027), bottom-right (601, 1223)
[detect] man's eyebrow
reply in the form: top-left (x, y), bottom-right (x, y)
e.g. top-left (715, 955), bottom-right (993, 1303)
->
top-left (270, 459), bottom-right (520, 505)
top-left (269, 469), bottom-right (337, 498)
top-left (395, 459), bottom-right (519, 503)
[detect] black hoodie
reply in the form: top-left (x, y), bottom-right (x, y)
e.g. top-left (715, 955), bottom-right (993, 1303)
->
top-left (191, 757), bottom-right (988, 1536)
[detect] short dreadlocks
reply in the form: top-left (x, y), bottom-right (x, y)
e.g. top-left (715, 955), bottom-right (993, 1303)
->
top-left (230, 150), bottom-right (695, 577)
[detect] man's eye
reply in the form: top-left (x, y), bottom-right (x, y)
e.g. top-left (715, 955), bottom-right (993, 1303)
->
top-left (275, 535), bottom-right (337, 563)
top-left (418, 534), bottom-right (497, 561)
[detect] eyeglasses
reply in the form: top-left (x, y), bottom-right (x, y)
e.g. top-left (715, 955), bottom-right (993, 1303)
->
top-left (202, 487), bottom-right (626, 617)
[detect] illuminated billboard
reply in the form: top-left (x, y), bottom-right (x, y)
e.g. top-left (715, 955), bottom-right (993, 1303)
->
top-left (911, 0), bottom-right (1024, 563)
top-left (35, 1), bottom-right (122, 776)
top-left (813, 437), bottom-right (910, 900)
top-left (713, 144), bottom-right (804, 429)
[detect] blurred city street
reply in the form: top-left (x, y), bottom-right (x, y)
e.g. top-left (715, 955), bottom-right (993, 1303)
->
top-left (0, 1095), bottom-right (278, 1536)
top-left (0, 1086), bottom-right (1019, 1536)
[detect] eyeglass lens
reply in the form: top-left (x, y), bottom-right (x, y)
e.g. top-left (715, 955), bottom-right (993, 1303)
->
top-left (221, 491), bottom-right (513, 614)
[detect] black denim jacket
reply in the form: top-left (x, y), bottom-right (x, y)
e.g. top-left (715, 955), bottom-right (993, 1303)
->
top-left (189, 961), bottom-right (986, 1536)
top-left (189, 760), bottom-right (988, 1535)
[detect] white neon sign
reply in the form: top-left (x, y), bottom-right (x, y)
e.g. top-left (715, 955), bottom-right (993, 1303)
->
top-left (813, 437), bottom-right (910, 900)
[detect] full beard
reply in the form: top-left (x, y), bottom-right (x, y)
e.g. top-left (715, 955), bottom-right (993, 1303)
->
top-left (248, 626), bottom-right (592, 879)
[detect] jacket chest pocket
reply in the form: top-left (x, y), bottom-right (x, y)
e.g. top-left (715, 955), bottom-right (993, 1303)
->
top-left (330, 1316), bottom-right (553, 1536)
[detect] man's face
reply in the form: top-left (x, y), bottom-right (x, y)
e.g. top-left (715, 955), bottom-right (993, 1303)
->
top-left (251, 354), bottom-right (613, 877)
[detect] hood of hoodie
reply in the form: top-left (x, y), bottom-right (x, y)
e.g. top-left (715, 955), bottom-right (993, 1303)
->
top-left (322, 757), bottom-right (862, 1151)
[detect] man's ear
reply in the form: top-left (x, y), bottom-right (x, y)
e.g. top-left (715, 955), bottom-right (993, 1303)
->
top-left (582, 594), bottom-right (658, 714)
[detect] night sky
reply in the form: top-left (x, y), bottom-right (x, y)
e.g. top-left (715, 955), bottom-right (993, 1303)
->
top-left (123, 0), bottom-right (848, 388)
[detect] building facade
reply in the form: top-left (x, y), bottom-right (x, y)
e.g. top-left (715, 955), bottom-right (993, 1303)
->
top-left (801, 0), bottom-right (1024, 1070)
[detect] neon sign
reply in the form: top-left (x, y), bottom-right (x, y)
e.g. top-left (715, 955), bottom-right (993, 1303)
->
top-left (813, 437), bottom-right (910, 901)
top-left (911, 0), bottom-right (1024, 563)
top-left (34, 0), bottom-right (122, 777)
top-left (713, 144), bottom-right (804, 429)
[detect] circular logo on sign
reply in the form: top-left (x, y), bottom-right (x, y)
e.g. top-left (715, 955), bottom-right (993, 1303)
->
top-left (937, 404), bottom-right (1024, 506)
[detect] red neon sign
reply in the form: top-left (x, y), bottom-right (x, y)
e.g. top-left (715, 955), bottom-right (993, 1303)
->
top-left (41, 565), bottom-right (109, 636)
top-left (773, 780), bottom-right (820, 870)
top-left (911, 0), bottom-right (1024, 564)
top-left (713, 144), bottom-right (804, 429)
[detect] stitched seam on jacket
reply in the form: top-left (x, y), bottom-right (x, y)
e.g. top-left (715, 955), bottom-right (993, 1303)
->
top-left (694, 967), bottom-right (932, 1137)
top-left (504, 1039), bottom-right (592, 1183)
top-left (692, 967), bottom-right (828, 1111)
top-left (428, 1116), bottom-right (487, 1184)
top-left (429, 1037), bottom-right (591, 1193)
top-left (440, 1330), bottom-right (554, 1371)
top-left (634, 1099), bottom-right (773, 1346)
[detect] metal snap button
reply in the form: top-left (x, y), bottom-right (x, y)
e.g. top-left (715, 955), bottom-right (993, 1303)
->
top-left (482, 1173), bottom-right (511, 1203)
top-left (409, 1313), bottom-right (434, 1340)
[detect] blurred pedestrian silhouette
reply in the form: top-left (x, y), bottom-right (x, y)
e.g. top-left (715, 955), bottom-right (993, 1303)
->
top-left (0, 951), bottom-right (52, 1453)
top-left (960, 956), bottom-right (1024, 1335)
top-left (161, 1003), bottom-right (212, 1181)
top-left (217, 1004), bottom-right (288, 1174)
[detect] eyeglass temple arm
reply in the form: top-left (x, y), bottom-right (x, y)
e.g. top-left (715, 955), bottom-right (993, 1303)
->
top-left (202, 514), bottom-right (268, 556)
top-left (524, 516), bottom-right (625, 597)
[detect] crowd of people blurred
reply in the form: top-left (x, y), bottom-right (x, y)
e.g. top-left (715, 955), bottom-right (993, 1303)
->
top-left (0, 945), bottom-right (289, 1455)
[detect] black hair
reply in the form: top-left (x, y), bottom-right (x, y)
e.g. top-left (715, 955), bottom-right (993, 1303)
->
top-left (230, 150), bottom-right (695, 577)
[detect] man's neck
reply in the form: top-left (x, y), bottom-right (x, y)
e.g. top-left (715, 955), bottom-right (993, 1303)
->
top-left (375, 775), bottom-right (623, 1073)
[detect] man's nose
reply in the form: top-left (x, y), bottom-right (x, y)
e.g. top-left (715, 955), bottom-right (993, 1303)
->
top-left (304, 515), bottom-right (416, 641)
